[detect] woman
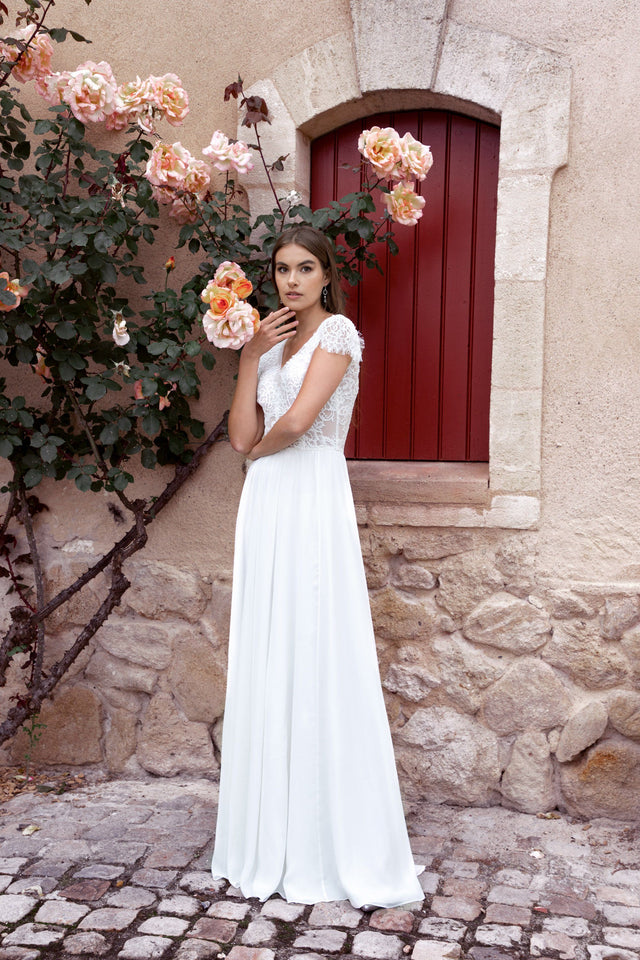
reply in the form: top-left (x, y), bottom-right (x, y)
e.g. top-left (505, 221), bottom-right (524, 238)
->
top-left (211, 225), bottom-right (423, 909)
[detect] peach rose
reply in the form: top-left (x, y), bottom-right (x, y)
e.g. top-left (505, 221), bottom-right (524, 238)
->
top-left (183, 158), bottom-right (211, 197)
top-left (62, 60), bottom-right (119, 124)
top-left (227, 140), bottom-right (254, 174)
top-left (398, 133), bottom-right (433, 181)
top-left (203, 299), bottom-right (260, 349)
top-left (145, 141), bottom-right (192, 189)
top-left (134, 380), bottom-right (144, 400)
top-left (33, 347), bottom-right (51, 380)
top-left (200, 282), bottom-right (238, 316)
top-left (358, 126), bottom-right (402, 178)
top-left (213, 262), bottom-right (252, 299)
top-left (1, 25), bottom-right (53, 83)
top-left (382, 181), bottom-right (426, 226)
top-left (0, 273), bottom-right (28, 311)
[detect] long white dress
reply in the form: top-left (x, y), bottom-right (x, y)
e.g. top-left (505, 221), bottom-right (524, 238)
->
top-left (211, 314), bottom-right (424, 908)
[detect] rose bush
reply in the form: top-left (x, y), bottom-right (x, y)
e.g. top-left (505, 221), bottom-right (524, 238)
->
top-left (0, 0), bottom-right (432, 745)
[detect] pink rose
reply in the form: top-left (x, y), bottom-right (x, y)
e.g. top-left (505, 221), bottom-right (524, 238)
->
top-left (150, 183), bottom-right (175, 205)
top-left (145, 141), bottom-right (193, 189)
top-left (213, 262), bottom-right (252, 299)
top-left (398, 133), bottom-right (433, 181)
top-left (35, 70), bottom-right (70, 105)
top-left (202, 131), bottom-right (253, 174)
top-left (1, 25), bottom-right (53, 83)
top-left (382, 182), bottom-right (426, 226)
top-left (358, 126), bottom-right (402, 178)
top-left (61, 60), bottom-right (119, 124)
top-left (151, 73), bottom-right (189, 126)
top-left (169, 196), bottom-right (199, 224)
top-left (200, 282), bottom-right (238, 316)
top-left (33, 347), bottom-right (51, 381)
top-left (203, 299), bottom-right (260, 349)
top-left (108, 76), bottom-right (153, 131)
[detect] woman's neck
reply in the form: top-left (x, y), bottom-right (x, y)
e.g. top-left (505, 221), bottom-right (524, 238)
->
top-left (292, 304), bottom-right (331, 338)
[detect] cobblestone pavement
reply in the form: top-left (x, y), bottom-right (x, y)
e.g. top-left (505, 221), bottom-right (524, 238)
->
top-left (0, 778), bottom-right (638, 960)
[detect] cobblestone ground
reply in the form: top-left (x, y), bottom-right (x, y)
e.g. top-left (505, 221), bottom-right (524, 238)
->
top-left (0, 778), bottom-right (638, 960)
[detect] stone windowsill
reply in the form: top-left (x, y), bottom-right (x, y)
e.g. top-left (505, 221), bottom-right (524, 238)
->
top-left (347, 460), bottom-right (490, 506)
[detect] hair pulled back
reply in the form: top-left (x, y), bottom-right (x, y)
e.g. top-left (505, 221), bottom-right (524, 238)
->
top-left (271, 225), bottom-right (347, 317)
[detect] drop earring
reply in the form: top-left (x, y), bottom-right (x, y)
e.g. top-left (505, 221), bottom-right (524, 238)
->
top-left (321, 285), bottom-right (328, 308)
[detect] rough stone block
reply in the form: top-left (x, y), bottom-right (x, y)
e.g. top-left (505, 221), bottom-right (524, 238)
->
top-left (97, 621), bottom-right (173, 669)
top-left (136, 693), bottom-right (217, 777)
top-left (501, 731), bottom-right (555, 813)
top-left (118, 936), bottom-right (173, 959)
top-left (138, 916), bottom-right (190, 937)
top-left (168, 632), bottom-right (226, 724)
top-left (475, 925), bottom-right (522, 947)
top-left (484, 904), bottom-right (531, 926)
top-left (412, 941), bottom-right (461, 960)
top-left (432, 635), bottom-right (506, 714)
top-left (418, 917), bottom-right (467, 941)
top-left (556, 701), bottom-right (609, 762)
top-left (370, 587), bottom-right (440, 641)
top-left (10, 686), bottom-right (102, 766)
top-left (2, 923), bottom-right (65, 946)
top-left (189, 918), bottom-right (238, 942)
top-left (124, 559), bottom-right (211, 622)
top-left (105, 707), bottom-right (139, 774)
top-left (370, 908), bottom-right (414, 933)
top-left (207, 901), bottom-right (250, 920)
top-left (174, 940), bottom-right (223, 960)
top-left (309, 900), bottom-right (361, 928)
top-left (463, 592), bottom-right (551, 653)
top-left (352, 931), bottom-right (404, 959)
top-left (482, 659), bottom-right (571, 735)
top-left (34, 899), bottom-right (89, 924)
top-left (241, 920), bottom-right (277, 945)
top-left (437, 553), bottom-right (504, 622)
top-left (227, 949), bottom-right (275, 960)
top-left (86, 649), bottom-right (156, 694)
top-left (397, 707), bottom-right (500, 804)
top-left (78, 907), bottom-right (140, 930)
top-left (293, 929), bottom-right (347, 952)
top-left (430, 897), bottom-right (483, 922)
top-left (63, 931), bottom-right (110, 955)
top-left (587, 947), bottom-right (640, 960)
top-left (600, 596), bottom-right (640, 640)
top-left (0, 895), bottom-right (37, 924)
top-left (609, 691), bottom-right (640, 740)
top-left (543, 621), bottom-right (629, 690)
top-left (559, 740), bottom-right (640, 819)
top-left (260, 899), bottom-right (305, 921)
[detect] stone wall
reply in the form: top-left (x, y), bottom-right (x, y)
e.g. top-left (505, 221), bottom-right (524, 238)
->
top-left (3, 511), bottom-right (639, 822)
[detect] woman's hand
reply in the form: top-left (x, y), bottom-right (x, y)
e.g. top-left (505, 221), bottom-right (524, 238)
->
top-left (243, 307), bottom-right (297, 361)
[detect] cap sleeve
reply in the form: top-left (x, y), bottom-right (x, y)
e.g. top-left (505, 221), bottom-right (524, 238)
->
top-left (318, 314), bottom-right (364, 364)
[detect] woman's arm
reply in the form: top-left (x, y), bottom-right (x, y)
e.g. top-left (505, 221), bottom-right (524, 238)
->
top-left (247, 347), bottom-right (350, 460)
top-left (227, 307), bottom-right (297, 455)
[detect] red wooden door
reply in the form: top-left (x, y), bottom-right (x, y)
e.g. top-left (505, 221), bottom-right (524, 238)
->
top-left (310, 110), bottom-right (499, 461)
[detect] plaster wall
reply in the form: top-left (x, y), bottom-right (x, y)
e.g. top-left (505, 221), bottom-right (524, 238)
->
top-left (2, 0), bottom-right (640, 817)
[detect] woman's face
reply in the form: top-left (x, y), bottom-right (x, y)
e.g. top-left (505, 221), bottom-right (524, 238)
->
top-left (274, 243), bottom-right (328, 313)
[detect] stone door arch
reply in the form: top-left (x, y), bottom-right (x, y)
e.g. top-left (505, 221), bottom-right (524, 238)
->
top-left (238, 1), bottom-right (571, 529)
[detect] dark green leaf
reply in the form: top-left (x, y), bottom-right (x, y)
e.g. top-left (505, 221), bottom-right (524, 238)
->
top-left (85, 380), bottom-right (107, 401)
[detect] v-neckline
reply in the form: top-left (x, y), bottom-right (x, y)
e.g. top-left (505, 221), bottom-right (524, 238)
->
top-left (279, 315), bottom-right (333, 371)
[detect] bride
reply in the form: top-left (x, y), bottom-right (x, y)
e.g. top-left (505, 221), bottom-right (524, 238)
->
top-left (211, 225), bottom-right (423, 909)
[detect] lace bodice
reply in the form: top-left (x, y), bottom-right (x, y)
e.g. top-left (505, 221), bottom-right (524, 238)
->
top-left (257, 314), bottom-right (363, 451)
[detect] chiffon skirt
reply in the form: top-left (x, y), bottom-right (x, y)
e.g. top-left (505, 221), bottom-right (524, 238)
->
top-left (211, 446), bottom-right (424, 907)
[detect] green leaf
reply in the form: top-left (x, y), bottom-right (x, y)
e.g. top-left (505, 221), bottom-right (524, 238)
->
top-left (55, 321), bottom-right (76, 340)
top-left (75, 474), bottom-right (92, 492)
top-left (141, 448), bottom-right (156, 469)
top-left (23, 468), bottom-right (43, 489)
top-left (0, 438), bottom-right (13, 458)
top-left (15, 323), bottom-right (32, 341)
top-left (94, 231), bottom-right (111, 253)
top-left (85, 380), bottom-right (107, 401)
top-left (142, 412), bottom-right (160, 435)
top-left (48, 261), bottom-right (71, 285)
top-left (201, 351), bottom-right (215, 371)
top-left (40, 442), bottom-right (58, 463)
top-left (184, 340), bottom-right (200, 357)
top-left (99, 423), bottom-right (119, 445)
top-left (113, 472), bottom-right (129, 491)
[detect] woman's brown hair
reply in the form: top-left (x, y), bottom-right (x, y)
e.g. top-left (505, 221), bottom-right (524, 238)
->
top-left (271, 225), bottom-right (347, 316)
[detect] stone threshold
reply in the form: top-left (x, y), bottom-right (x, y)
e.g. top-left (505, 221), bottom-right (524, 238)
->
top-left (348, 460), bottom-right (490, 506)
